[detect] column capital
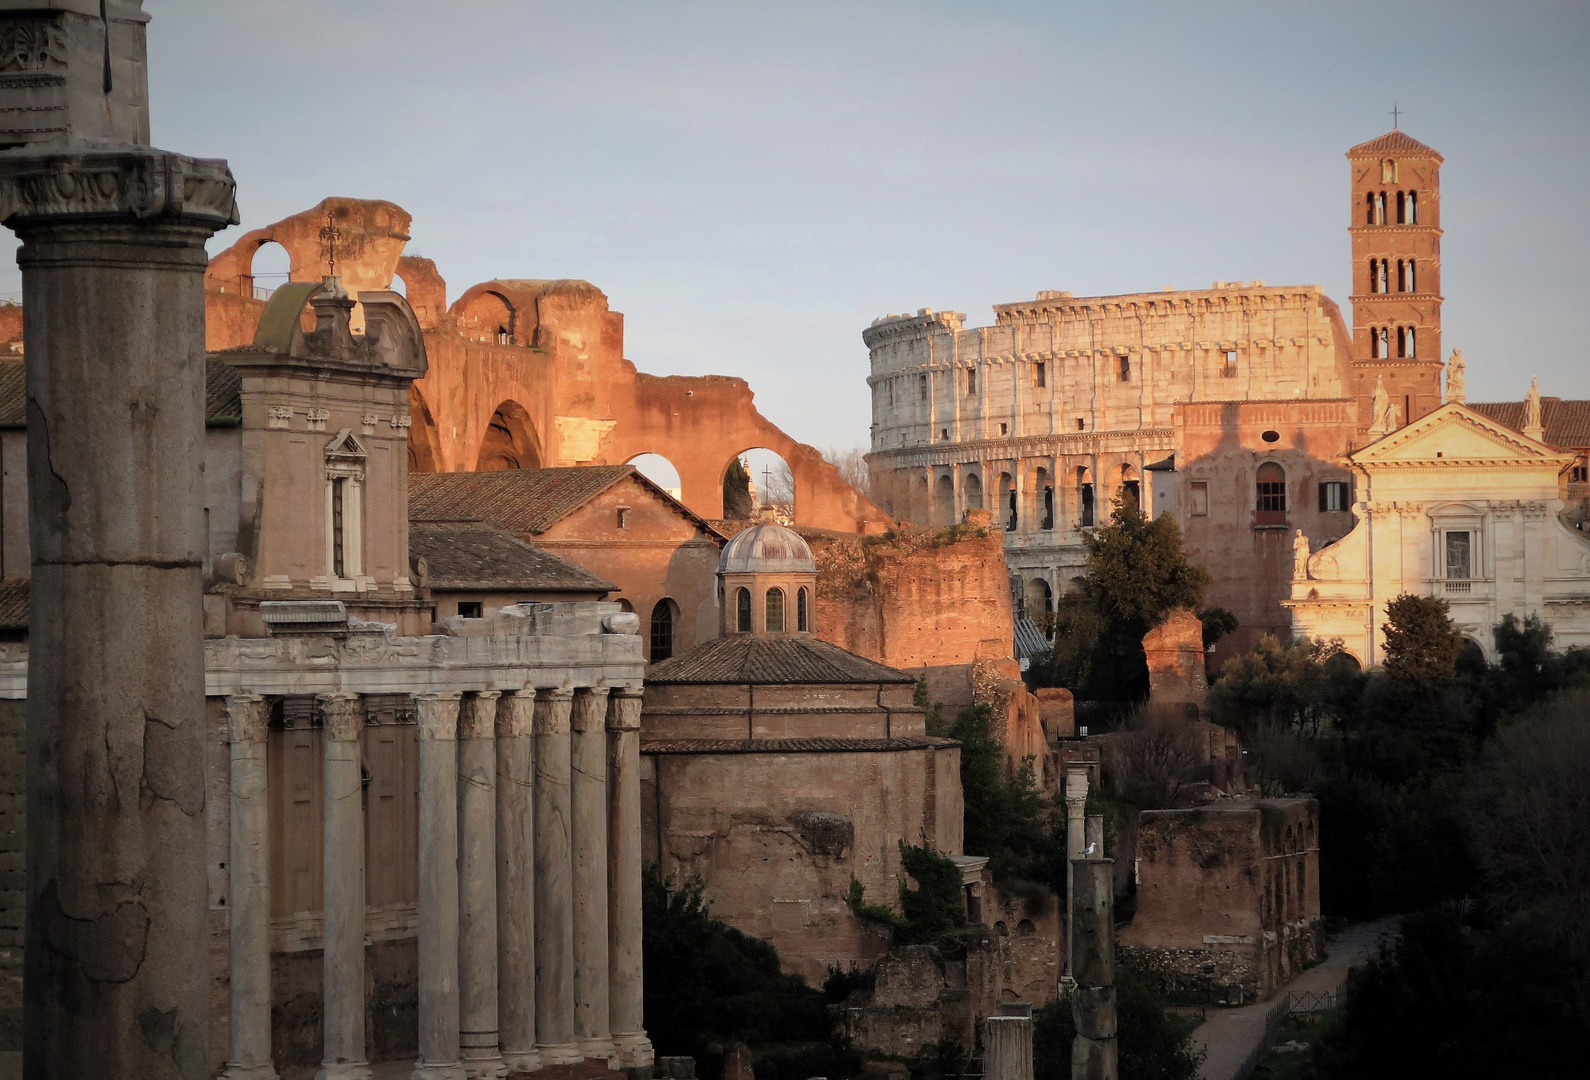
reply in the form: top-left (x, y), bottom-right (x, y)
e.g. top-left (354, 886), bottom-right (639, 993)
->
top-left (605, 687), bottom-right (643, 732)
top-left (459, 691), bottom-right (500, 740)
top-left (0, 147), bottom-right (238, 231)
top-left (570, 686), bottom-right (611, 733)
top-left (496, 691), bottom-right (535, 739)
top-left (534, 688), bottom-right (573, 736)
top-left (225, 694), bottom-right (270, 745)
top-left (414, 691), bottom-right (463, 741)
top-left (318, 693), bottom-right (363, 743)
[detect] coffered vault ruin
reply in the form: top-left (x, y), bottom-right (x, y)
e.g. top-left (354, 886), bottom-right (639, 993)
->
top-left (204, 198), bottom-right (889, 534)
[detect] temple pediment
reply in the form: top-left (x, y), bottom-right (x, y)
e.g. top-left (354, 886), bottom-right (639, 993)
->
top-left (1352, 403), bottom-right (1572, 467)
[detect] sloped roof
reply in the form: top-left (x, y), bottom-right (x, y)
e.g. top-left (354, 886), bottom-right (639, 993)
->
top-left (0, 358), bottom-right (243, 428)
top-left (647, 633), bottom-right (915, 685)
top-left (643, 735), bottom-right (956, 754)
top-left (409, 465), bottom-right (724, 539)
top-left (1467, 398), bottom-right (1590, 452)
top-left (409, 521), bottom-right (615, 593)
top-left (1014, 619), bottom-right (1049, 660)
top-left (1346, 130), bottom-right (1443, 159)
top-left (0, 576), bottom-right (26, 631)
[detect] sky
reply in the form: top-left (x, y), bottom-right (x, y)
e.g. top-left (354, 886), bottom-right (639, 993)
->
top-left (7, 0), bottom-right (1586, 456)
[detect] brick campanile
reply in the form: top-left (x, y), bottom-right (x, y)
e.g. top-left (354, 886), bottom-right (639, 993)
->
top-left (1347, 129), bottom-right (1445, 434)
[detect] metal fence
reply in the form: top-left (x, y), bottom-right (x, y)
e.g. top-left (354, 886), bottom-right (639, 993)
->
top-left (1230, 978), bottom-right (1346, 1080)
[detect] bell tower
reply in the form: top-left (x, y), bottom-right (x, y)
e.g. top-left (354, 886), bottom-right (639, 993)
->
top-left (1347, 128), bottom-right (1445, 434)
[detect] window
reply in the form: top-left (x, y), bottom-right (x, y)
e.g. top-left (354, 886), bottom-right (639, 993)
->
top-left (1365, 192), bottom-right (1376, 225)
top-left (1076, 417), bottom-right (1086, 431)
top-left (1397, 326), bottom-right (1416, 358)
top-left (1376, 191), bottom-right (1387, 224)
top-left (1005, 488), bottom-right (1018, 532)
top-left (1041, 486), bottom-right (1055, 530)
top-left (1572, 459), bottom-right (1589, 484)
top-left (649, 599), bottom-right (676, 661)
top-left (1445, 531), bottom-right (1472, 580)
top-left (797, 587), bottom-right (809, 632)
top-left (1035, 362), bottom-right (1046, 388)
top-left (1396, 191), bottom-right (1407, 225)
top-left (1261, 429), bottom-right (1280, 443)
top-left (457, 601), bottom-right (483, 619)
top-left (999, 422), bottom-right (1008, 436)
top-left (331, 477), bottom-right (347, 577)
top-left (1118, 355), bottom-right (1131, 382)
top-left (967, 368), bottom-right (977, 396)
top-left (736, 587), bottom-right (751, 633)
top-left (616, 507), bottom-right (630, 529)
top-left (1221, 349), bottom-right (1238, 378)
top-left (1189, 481), bottom-right (1209, 517)
top-left (1319, 480), bottom-right (1350, 513)
top-left (1256, 462), bottom-right (1287, 525)
top-left (1407, 190), bottom-right (1418, 224)
top-left (496, 326), bottom-right (511, 345)
top-left (940, 428), bottom-right (949, 440)
top-left (1121, 479), bottom-right (1140, 511)
top-left (920, 374), bottom-right (928, 400)
top-left (765, 587), bottom-right (785, 632)
top-left (1381, 158), bottom-right (1397, 183)
top-left (1079, 481), bottom-right (1095, 527)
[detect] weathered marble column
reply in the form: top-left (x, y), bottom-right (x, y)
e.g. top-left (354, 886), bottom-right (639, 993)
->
top-left (496, 691), bottom-right (540, 1073)
top-left (534, 689), bottom-right (581, 1065)
top-left (1070, 858), bottom-right (1118, 1080)
top-left (1062, 767), bottom-right (1089, 983)
top-left (414, 692), bottom-right (466, 1080)
top-left (223, 695), bottom-right (279, 1080)
top-left (984, 1010), bottom-right (1034, 1080)
top-left (6, 125), bottom-right (239, 1080)
top-left (320, 694), bottom-right (372, 1080)
top-left (458, 692), bottom-right (507, 1079)
top-left (572, 688), bottom-right (616, 1061)
top-left (606, 687), bottom-right (654, 1069)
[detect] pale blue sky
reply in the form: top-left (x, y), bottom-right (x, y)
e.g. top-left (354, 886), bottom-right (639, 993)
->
top-left (14, 1), bottom-right (1588, 453)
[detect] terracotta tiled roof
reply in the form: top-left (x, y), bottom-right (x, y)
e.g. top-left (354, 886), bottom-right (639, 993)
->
top-left (646, 634), bottom-right (915, 685)
top-left (1467, 398), bottom-right (1590, 451)
top-left (409, 466), bottom-right (724, 539)
top-left (1346, 130), bottom-right (1443, 159)
top-left (642, 735), bottom-right (957, 754)
top-left (0, 576), bottom-right (26, 631)
top-left (409, 521), bottom-right (614, 593)
top-left (0, 358), bottom-right (242, 427)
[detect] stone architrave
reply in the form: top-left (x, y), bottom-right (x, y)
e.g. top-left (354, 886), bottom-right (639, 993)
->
top-left (534, 689), bottom-right (582, 1066)
top-left (496, 690), bottom-right (540, 1073)
top-left (458, 692), bottom-right (507, 1079)
top-left (319, 694), bottom-right (372, 1080)
top-left (1070, 858), bottom-right (1118, 1080)
top-left (0, 5), bottom-right (239, 1077)
top-left (571, 687), bottom-right (616, 1061)
top-left (223, 694), bottom-right (278, 1080)
top-left (414, 693), bottom-right (466, 1080)
top-left (606, 687), bottom-right (653, 1069)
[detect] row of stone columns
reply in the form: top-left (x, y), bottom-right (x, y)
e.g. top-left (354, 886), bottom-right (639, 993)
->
top-left (221, 686), bottom-right (651, 1080)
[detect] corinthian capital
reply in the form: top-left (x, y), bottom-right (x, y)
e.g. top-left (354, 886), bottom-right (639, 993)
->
top-left (606, 686), bottom-right (644, 732)
top-left (224, 694), bottom-right (270, 745)
top-left (413, 691), bottom-right (462, 741)
top-left (317, 693), bottom-right (363, 742)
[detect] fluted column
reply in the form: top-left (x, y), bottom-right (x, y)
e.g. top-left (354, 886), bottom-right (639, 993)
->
top-left (319, 694), bottom-right (371, 1080)
top-left (534, 689), bottom-right (581, 1065)
top-left (458, 692), bottom-right (506, 1079)
top-left (223, 695), bottom-right (278, 1080)
top-left (496, 691), bottom-right (540, 1073)
top-left (571, 687), bottom-right (616, 1061)
top-left (606, 687), bottom-right (654, 1069)
top-left (414, 693), bottom-right (466, 1080)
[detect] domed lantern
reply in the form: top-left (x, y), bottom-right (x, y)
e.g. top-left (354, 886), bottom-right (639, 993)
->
top-left (717, 522), bottom-right (817, 635)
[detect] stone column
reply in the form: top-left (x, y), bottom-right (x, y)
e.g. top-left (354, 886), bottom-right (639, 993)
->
top-left (414, 693), bottom-right (466, 1080)
top-left (1070, 858), bottom-right (1118, 1080)
top-left (1062, 767), bottom-right (1089, 983)
top-left (458, 693), bottom-right (506, 1079)
top-left (223, 695), bottom-right (279, 1080)
top-left (984, 1010), bottom-right (1034, 1080)
top-left (534, 689), bottom-right (581, 1065)
top-left (319, 694), bottom-right (371, 1080)
top-left (606, 687), bottom-right (654, 1069)
top-left (7, 144), bottom-right (238, 1079)
top-left (496, 691), bottom-right (540, 1073)
top-left (571, 687), bottom-right (616, 1061)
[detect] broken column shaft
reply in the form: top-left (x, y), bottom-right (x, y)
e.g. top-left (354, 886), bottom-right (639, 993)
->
top-left (1070, 858), bottom-right (1118, 1080)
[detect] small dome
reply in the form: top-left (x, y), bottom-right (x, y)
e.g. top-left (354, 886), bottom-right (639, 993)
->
top-left (719, 523), bottom-right (815, 575)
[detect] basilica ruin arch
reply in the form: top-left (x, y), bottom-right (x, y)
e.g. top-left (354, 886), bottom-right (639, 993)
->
top-left (476, 400), bottom-right (543, 471)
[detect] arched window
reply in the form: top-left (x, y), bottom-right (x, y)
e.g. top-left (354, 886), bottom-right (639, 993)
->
top-left (1407, 259), bottom-right (1416, 292)
top-left (1407, 190), bottom-right (1418, 223)
top-left (649, 598), bottom-right (677, 662)
top-left (1078, 467), bottom-right (1095, 528)
top-left (1256, 462), bottom-right (1287, 525)
top-left (1396, 260), bottom-right (1405, 292)
top-left (1042, 485), bottom-right (1055, 530)
top-left (1406, 326), bottom-right (1416, 358)
top-left (1365, 192), bottom-right (1375, 226)
top-left (735, 587), bottom-right (751, 633)
top-left (797, 587), bottom-right (809, 632)
top-left (765, 587), bottom-right (785, 633)
top-left (1377, 191), bottom-right (1387, 224)
top-left (1396, 190), bottom-right (1406, 224)
top-left (963, 472), bottom-right (984, 510)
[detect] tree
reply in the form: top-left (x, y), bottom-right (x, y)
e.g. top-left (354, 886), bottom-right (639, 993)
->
top-left (1205, 635), bottom-right (1347, 738)
top-left (944, 704), bottom-right (1065, 893)
top-left (722, 457), bottom-right (754, 520)
top-left (1380, 593), bottom-right (1465, 691)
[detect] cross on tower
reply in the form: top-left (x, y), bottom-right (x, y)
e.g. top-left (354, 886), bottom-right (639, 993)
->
top-left (319, 211), bottom-right (342, 276)
top-left (1389, 103), bottom-right (1402, 130)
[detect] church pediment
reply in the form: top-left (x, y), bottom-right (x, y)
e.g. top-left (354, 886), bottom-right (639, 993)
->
top-left (325, 428), bottom-right (368, 459)
top-left (1352, 403), bottom-right (1571, 467)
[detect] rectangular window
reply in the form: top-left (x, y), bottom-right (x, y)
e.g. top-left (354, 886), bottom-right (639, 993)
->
top-left (1190, 481), bottom-right (1209, 517)
top-left (967, 369), bottom-right (977, 395)
top-left (920, 374), bottom-right (928, 401)
top-left (999, 422), bottom-right (1008, 436)
top-left (1256, 481), bottom-right (1287, 513)
top-left (1221, 350), bottom-right (1238, 378)
top-left (1075, 417), bottom-right (1085, 431)
top-left (331, 477), bottom-right (346, 578)
top-left (1445, 531), bottom-right (1472, 580)
top-left (1319, 480), bottom-right (1350, 513)
top-left (458, 601), bottom-right (484, 619)
top-left (616, 507), bottom-right (630, 529)
top-left (1571, 459), bottom-right (1588, 483)
top-left (1035, 362), bottom-right (1046, 388)
top-left (1118, 355), bottom-right (1131, 382)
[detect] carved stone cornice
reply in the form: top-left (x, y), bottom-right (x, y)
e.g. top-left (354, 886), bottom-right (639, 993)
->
top-left (495, 691), bottom-right (536, 739)
top-left (570, 686), bottom-right (611, 733)
top-left (224, 693), bottom-right (269, 745)
top-left (0, 147), bottom-right (238, 228)
top-left (534, 688), bottom-right (573, 736)
top-left (414, 691), bottom-right (462, 741)
top-left (459, 690), bottom-right (500, 740)
top-left (318, 693), bottom-right (363, 742)
top-left (606, 687), bottom-right (644, 732)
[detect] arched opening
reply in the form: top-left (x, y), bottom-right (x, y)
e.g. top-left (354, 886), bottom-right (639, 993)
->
top-left (628, 453), bottom-right (683, 502)
top-left (1078, 466), bottom-right (1095, 528)
top-left (797, 587), bottom-right (809, 633)
top-left (1457, 637), bottom-right (1486, 678)
top-left (1324, 651), bottom-right (1362, 676)
top-left (1025, 578), bottom-right (1054, 636)
top-left (477, 401), bottom-right (543, 471)
top-left (725, 448), bottom-right (794, 523)
top-left (998, 472), bottom-right (1017, 531)
top-left (735, 588), bottom-right (751, 633)
top-left (1119, 465), bottom-right (1140, 513)
top-left (1256, 462), bottom-right (1287, 525)
top-left (1396, 190), bottom-right (1407, 224)
top-left (248, 240), bottom-right (292, 301)
top-left (765, 587), bottom-right (785, 633)
top-left (1407, 190), bottom-right (1418, 223)
top-left (1407, 259), bottom-right (1416, 292)
top-left (406, 387), bottom-right (443, 474)
top-left (913, 474), bottom-right (930, 524)
top-left (1033, 467), bottom-right (1053, 530)
top-left (934, 473), bottom-right (956, 527)
top-left (649, 598), bottom-right (678, 662)
top-left (963, 471), bottom-right (984, 511)
top-left (1365, 192), bottom-right (1375, 226)
top-left (459, 290), bottom-right (515, 345)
